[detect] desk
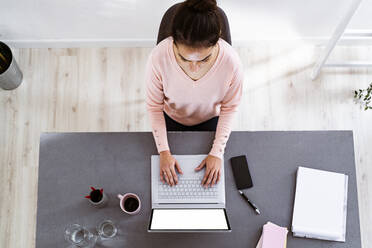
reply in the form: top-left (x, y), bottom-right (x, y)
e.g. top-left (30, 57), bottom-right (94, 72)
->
top-left (36, 131), bottom-right (361, 247)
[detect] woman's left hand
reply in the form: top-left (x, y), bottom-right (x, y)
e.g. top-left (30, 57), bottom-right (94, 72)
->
top-left (195, 155), bottom-right (221, 188)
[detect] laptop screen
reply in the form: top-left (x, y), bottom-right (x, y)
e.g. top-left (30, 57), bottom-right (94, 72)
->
top-left (149, 209), bottom-right (230, 231)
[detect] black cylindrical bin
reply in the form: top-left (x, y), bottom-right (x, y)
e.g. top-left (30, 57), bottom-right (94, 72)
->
top-left (0, 42), bottom-right (23, 90)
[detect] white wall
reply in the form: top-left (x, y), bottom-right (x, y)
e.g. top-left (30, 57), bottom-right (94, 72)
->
top-left (0, 0), bottom-right (371, 47)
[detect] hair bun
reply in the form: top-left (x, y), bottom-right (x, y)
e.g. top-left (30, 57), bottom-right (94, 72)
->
top-left (186, 0), bottom-right (217, 12)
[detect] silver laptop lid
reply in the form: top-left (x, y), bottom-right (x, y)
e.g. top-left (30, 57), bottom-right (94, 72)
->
top-left (148, 208), bottom-right (231, 232)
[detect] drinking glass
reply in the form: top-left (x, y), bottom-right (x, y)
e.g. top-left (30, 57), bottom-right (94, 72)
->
top-left (64, 224), bottom-right (97, 247)
top-left (96, 219), bottom-right (118, 239)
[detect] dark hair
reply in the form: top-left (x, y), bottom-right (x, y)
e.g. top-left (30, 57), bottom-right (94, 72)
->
top-left (171, 0), bottom-right (221, 48)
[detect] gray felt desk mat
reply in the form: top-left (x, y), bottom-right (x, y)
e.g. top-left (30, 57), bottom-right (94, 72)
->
top-left (36, 131), bottom-right (361, 248)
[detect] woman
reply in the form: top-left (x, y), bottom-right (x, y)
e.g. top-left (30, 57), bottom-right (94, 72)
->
top-left (145, 0), bottom-right (244, 188)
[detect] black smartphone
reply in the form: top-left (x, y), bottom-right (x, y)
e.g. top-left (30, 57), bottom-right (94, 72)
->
top-left (230, 155), bottom-right (253, 189)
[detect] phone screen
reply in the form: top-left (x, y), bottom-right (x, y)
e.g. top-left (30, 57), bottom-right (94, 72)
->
top-left (230, 155), bottom-right (253, 189)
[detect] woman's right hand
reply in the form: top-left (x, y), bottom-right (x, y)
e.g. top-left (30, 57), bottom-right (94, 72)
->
top-left (159, 150), bottom-right (183, 186)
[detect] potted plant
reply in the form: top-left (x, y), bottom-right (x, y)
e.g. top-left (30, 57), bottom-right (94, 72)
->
top-left (354, 83), bottom-right (372, 111)
top-left (0, 41), bottom-right (23, 90)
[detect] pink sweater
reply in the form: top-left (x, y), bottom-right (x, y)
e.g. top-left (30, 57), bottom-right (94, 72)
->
top-left (145, 36), bottom-right (244, 159)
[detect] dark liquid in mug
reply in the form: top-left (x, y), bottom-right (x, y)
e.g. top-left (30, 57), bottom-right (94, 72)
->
top-left (90, 190), bottom-right (103, 203)
top-left (124, 197), bottom-right (139, 212)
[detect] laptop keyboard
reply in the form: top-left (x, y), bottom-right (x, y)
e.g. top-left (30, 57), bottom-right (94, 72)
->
top-left (158, 178), bottom-right (218, 200)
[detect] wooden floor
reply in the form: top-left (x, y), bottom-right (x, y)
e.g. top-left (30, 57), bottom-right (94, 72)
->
top-left (0, 43), bottom-right (371, 247)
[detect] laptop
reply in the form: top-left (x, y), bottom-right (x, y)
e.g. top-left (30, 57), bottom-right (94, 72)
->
top-left (148, 154), bottom-right (231, 232)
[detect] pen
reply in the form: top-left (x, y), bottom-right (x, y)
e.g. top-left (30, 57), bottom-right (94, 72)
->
top-left (238, 190), bottom-right (261, 215)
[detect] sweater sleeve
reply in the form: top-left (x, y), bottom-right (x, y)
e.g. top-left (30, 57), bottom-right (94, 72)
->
top-left (209, 65), bottom-right (244, 159)
top-left (145, 53), bottom-right (170, 153)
